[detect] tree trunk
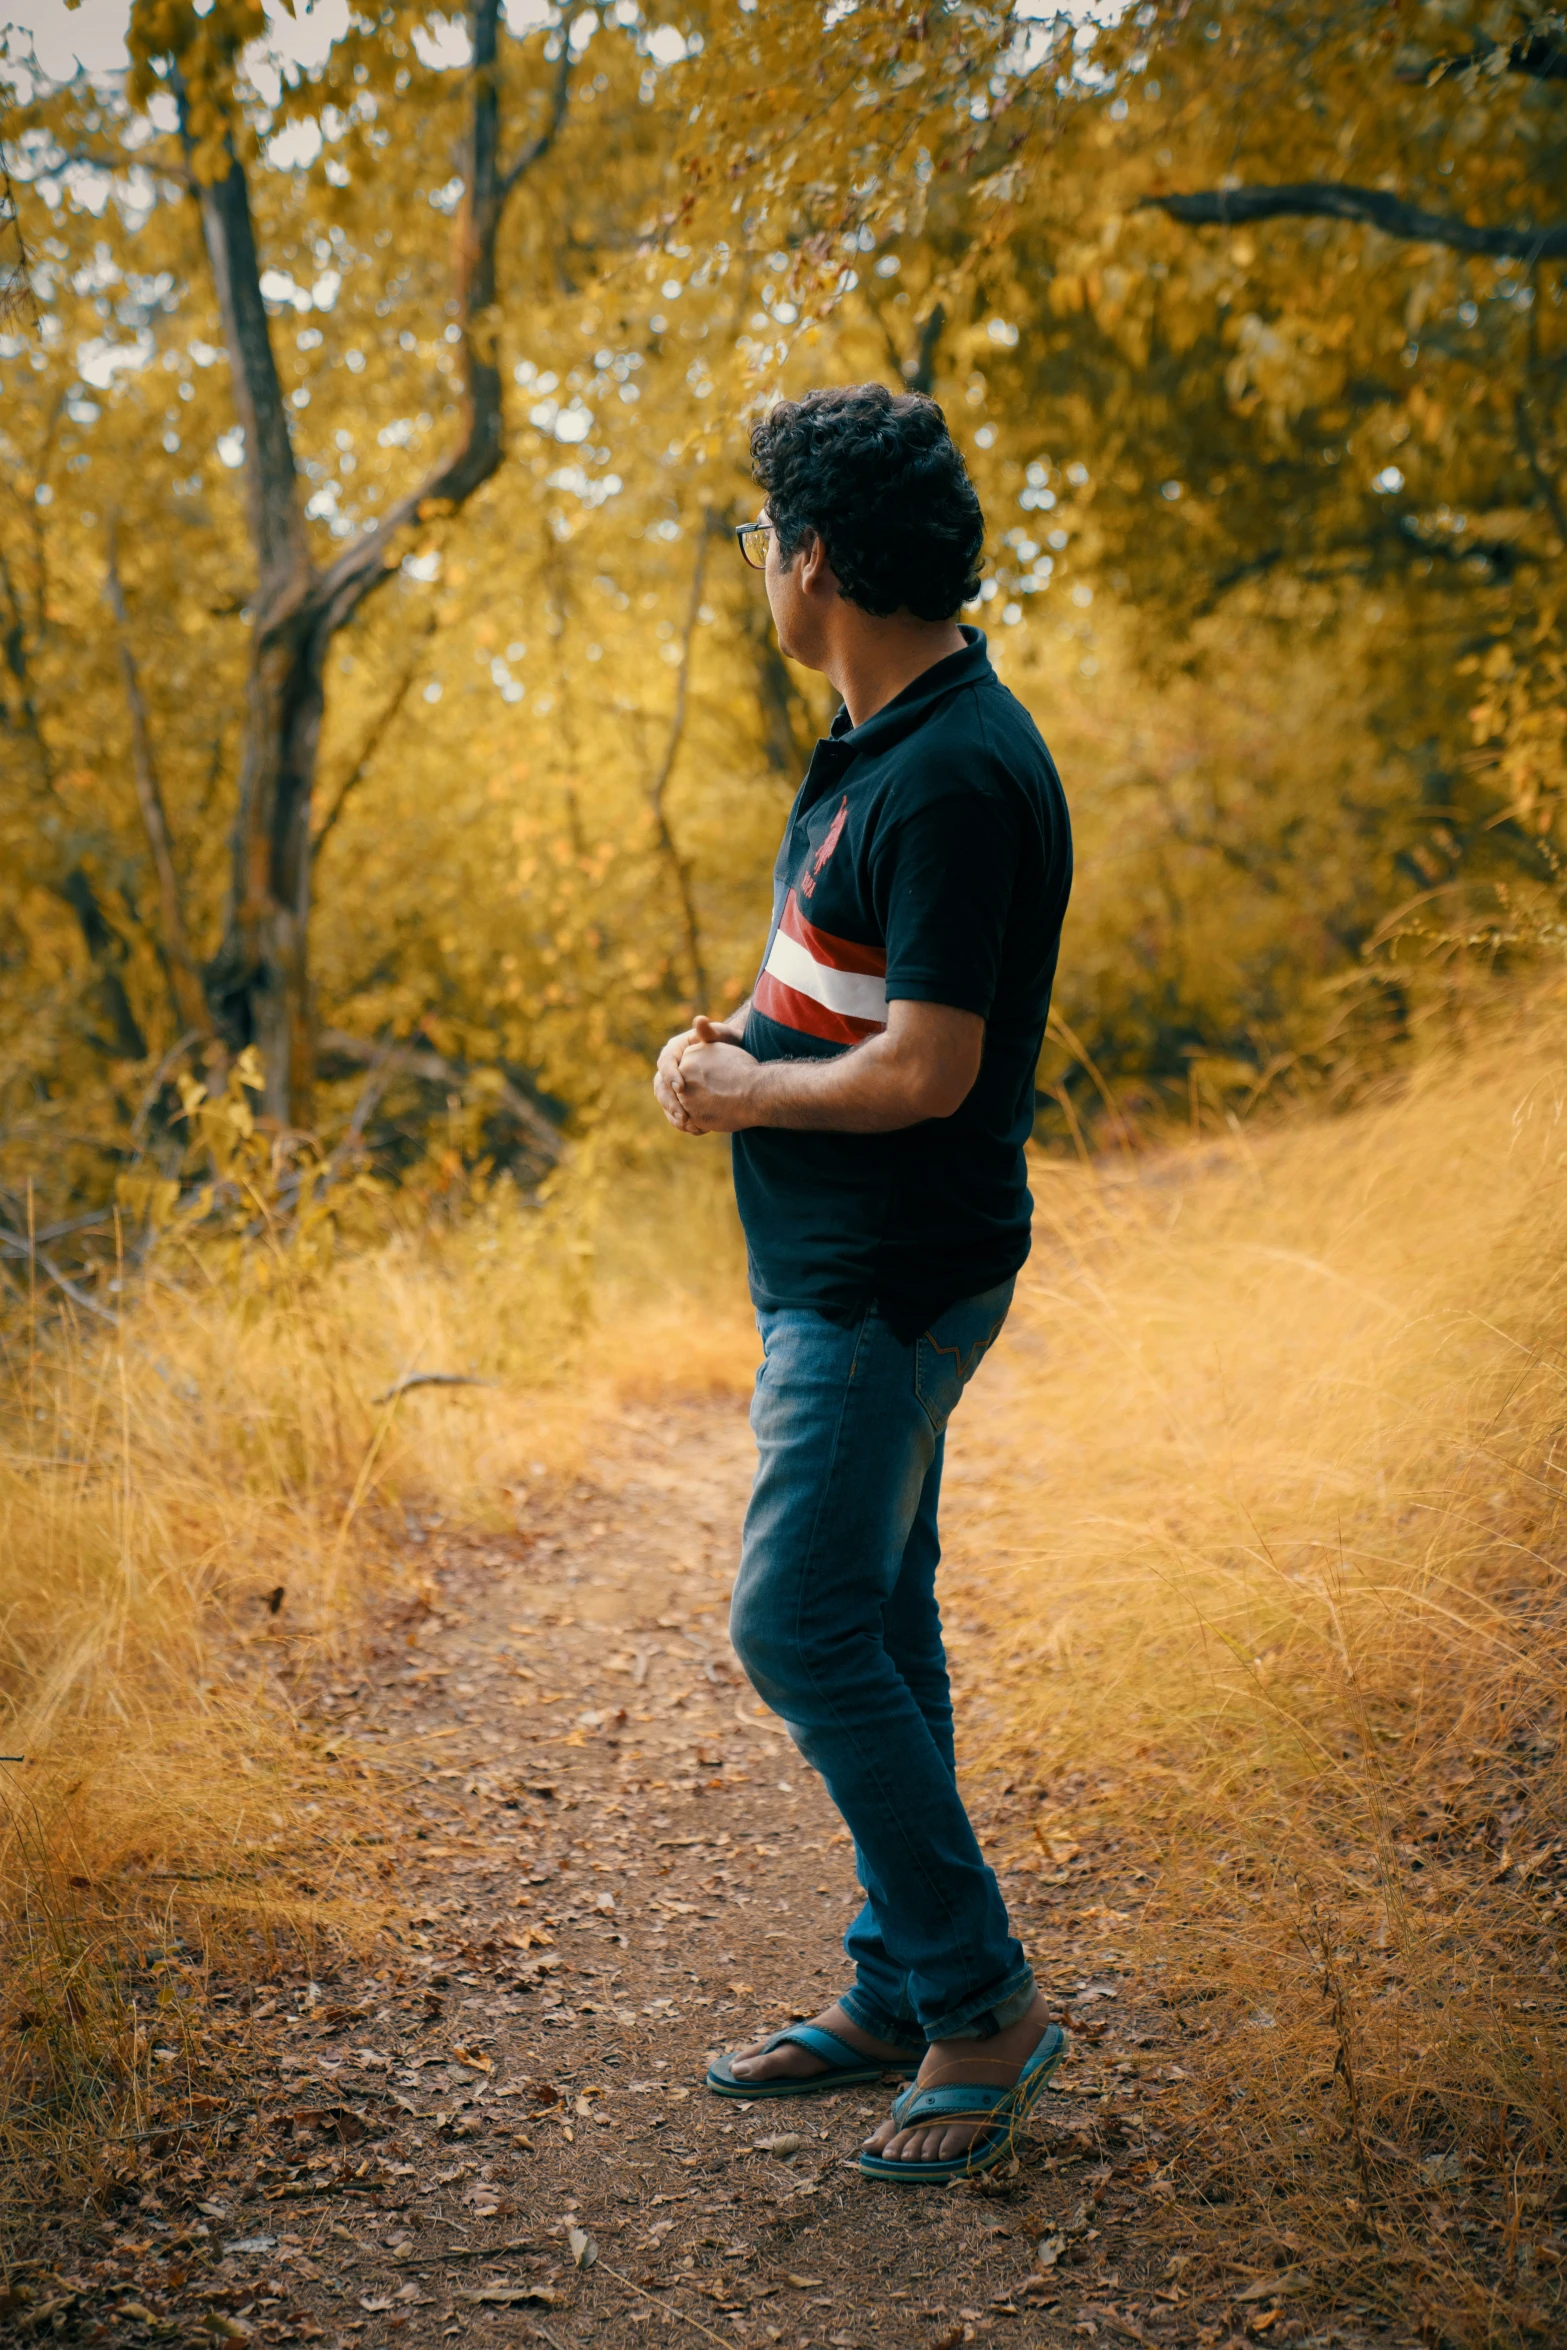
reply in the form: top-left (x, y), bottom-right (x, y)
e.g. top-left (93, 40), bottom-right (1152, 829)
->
top-left (177, 0), bottom-right (571, 1125)
top-left (203, 603), bottom-right (324, 1119)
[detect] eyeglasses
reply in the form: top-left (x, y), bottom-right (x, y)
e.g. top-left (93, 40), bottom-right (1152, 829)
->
top-left (735, 519), bottom-right (775, 570)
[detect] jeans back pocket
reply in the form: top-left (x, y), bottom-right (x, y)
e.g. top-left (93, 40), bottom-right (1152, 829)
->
top-left (914, 1277), bottom-right (1016, 1434)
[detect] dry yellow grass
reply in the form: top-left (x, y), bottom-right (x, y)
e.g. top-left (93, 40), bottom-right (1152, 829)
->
top-left (945, 989), bottom-right (1567, 2332)
top-left (4, 1002), bottom-right (1563, 2332)
top-left (0, 1136), bottom-right (754, 2188)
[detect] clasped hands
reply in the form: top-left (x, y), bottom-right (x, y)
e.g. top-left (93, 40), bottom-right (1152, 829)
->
top-left (653, 1014), bottom-right (761, 1135)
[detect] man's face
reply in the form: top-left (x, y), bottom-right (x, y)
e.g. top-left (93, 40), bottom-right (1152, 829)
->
top-left (761, 508), bottom-right (810, 663)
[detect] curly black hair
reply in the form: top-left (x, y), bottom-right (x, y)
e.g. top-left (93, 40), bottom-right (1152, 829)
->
top-left (748, 383), bottom-right (985, 622)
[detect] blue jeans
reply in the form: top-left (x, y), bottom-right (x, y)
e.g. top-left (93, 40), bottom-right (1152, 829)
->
top-left (729, 1279), bottom-right (1034, 2044)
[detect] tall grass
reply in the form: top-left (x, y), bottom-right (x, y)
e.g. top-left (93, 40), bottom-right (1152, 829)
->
top-left (0, 1131), bottom-right (753, 2194)
top-left (957, 989), bottom-right (1567, 2337)
top-left (6, 995), bottom-right (1564, 2333)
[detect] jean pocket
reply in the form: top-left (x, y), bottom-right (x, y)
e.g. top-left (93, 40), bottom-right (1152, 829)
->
top-left (914, 1278), bottom-right (1015, 1434)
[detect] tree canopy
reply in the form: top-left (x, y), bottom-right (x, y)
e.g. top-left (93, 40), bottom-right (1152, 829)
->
top-left (3, 0), bottom-right (1563, 1230)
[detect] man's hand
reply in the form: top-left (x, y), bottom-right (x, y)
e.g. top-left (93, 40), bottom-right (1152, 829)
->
top-left (668, 1017), bottom-right (763, 1134)
top-left (653, 997), bottom-right (983, 1137)
top-left (654, 1005), bottom-right (751, 1134)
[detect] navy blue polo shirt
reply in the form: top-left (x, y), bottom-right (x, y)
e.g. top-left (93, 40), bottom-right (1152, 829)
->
top-left (732, 627), bottom-right (1072, 1340)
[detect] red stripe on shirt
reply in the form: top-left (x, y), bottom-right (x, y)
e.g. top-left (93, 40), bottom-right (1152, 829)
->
top-left (753, 969), bottom-right (887, 1047)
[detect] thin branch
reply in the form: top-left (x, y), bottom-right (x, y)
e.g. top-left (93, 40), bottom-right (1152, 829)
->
top-left (177, 99), bottom-right (310, 614)
top-left (309, 2), bottom-right (574, 645)
top-left (647, 515), bottom-right (717, 1010)
top-left (908, 301), bottom-right (945, 394)
top-left (5, 134), bottom-right (192, 186)
top-left (1140, 183), bottom-right (1567, 263)
top-left (0, 1228), bottom-right (119, 1325)
top-left (372, 1372), bottom-right (496, 1405)
top-left (128, 1029), bottom-right (205, 1148)
top-left (0, 156), bottom-right (39, 328)
top-left (316, 1028), bottom-right (564, 1165)
top-left (312, 629), bottom-right (434, 860)
top-left (500, 35), bottom-right (573, 196)
top-left (104, 517), bottom-right (209, 1037)
top-left (1408, 30), bottom-right (1567, 86)
top-left (859, 270), bottom-right (945, 394)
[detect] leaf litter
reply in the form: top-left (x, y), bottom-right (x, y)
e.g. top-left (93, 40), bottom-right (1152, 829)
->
top-left (8, 1402), bottom-right (1335, 2344)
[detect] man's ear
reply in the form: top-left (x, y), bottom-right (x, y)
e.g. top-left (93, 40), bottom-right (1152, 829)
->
top-left (799, 529), bottom-right (838, 598)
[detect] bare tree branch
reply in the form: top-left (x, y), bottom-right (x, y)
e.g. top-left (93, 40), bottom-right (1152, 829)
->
top-left (372, 1371), bottom-right (496, 1404)
top-left (907, 301), bottom-right (945, 394)
top-left (0, 156), bottom-right (39, 328)
top-left (501, 34), bottom-right (573, 196)
top-left (317, 1028), bottom-right (564, 1165)
top-left (1405, 30), bottom-right (1567, 85)
top-left (11, 141), bottom-right (193, 189)
top-left (1140, 182), bottom-right (1567, 262)
top-left (104, 518), bottom-right (209, 1039)
top-left (312, 624), bottom-right (435, 862)
top-left (177, 100), bottom-right (310, 610)
top-left (0, 1225), bottom-right (120, 1325)
top-left (309, 6), bottom-right (574, 645)
top-left (175, 0), bottom-right (576, 1121)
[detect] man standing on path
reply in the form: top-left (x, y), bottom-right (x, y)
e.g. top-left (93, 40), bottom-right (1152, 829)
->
top-left (652, 385), bottom-right (1073, 2182)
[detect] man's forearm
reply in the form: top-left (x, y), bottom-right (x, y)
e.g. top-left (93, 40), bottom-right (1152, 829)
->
top-left (664, 998), bottom-right (982, 1135)
top-left (745, 1032), bottom-right (943, 1133)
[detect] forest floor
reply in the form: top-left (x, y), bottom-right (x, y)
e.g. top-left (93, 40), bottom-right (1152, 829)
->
top-left (13, 1391), bottom-right (1413, 2350)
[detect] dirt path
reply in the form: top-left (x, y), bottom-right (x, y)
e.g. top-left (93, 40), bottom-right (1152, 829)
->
top-left (18, 1397), bottom-right (1273, 2350)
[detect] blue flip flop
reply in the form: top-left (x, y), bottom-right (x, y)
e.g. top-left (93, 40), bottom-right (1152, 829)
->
top-left (857, 2022), bottom-right (1067, 2182)
top-left (706, 2021), bottom-right (924, 2100)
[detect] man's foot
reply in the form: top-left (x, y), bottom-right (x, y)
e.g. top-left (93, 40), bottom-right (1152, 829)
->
top-left (725, 2001), bottom-right (918, 2086)
top-left (860, 1990), bottom-right (1058, 2166)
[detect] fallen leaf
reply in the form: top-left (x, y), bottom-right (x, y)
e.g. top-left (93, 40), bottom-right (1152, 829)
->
top-left (568, 2225), bottom-right (598, 2268)
top-left (222, 2237), bottom-right (277, 2256)
top-left (450, 2045), bottom-right (493, 2073)
top-left (1421, 2152), bottom-right (1465, 2186)
top-left (289, 2105), bottom-right (370, 2143)
top-left (458, 2286), bottom-right (561, 2306)
top-left (359, 2298), bottom-right (395, 2314)
top-left (754, 2132), bottom-right (803, 2156)
top-left (786, 2274), bottom-right (823, 2288)
top-left (930, 2330), bottom-right (965, 2350)
top-left (1038, 2232), bottom-right (1067, 2268)
top-left (1235, 2269), bottom-right (1306, 2303)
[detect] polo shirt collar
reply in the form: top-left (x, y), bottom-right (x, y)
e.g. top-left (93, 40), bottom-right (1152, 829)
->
top-left (826, 626), bottom-right (991, 759)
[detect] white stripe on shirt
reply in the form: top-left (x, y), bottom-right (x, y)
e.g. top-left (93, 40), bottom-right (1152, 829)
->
top-left (764, 925), bottom-right (889, 1023)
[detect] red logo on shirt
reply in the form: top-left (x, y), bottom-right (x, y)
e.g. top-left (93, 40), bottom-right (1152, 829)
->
top-left (800, 797), bottom-right (848, 899)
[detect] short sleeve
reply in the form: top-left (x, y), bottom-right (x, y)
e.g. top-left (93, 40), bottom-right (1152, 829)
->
top-left (877, 792), bottom-right (1017, 1019)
